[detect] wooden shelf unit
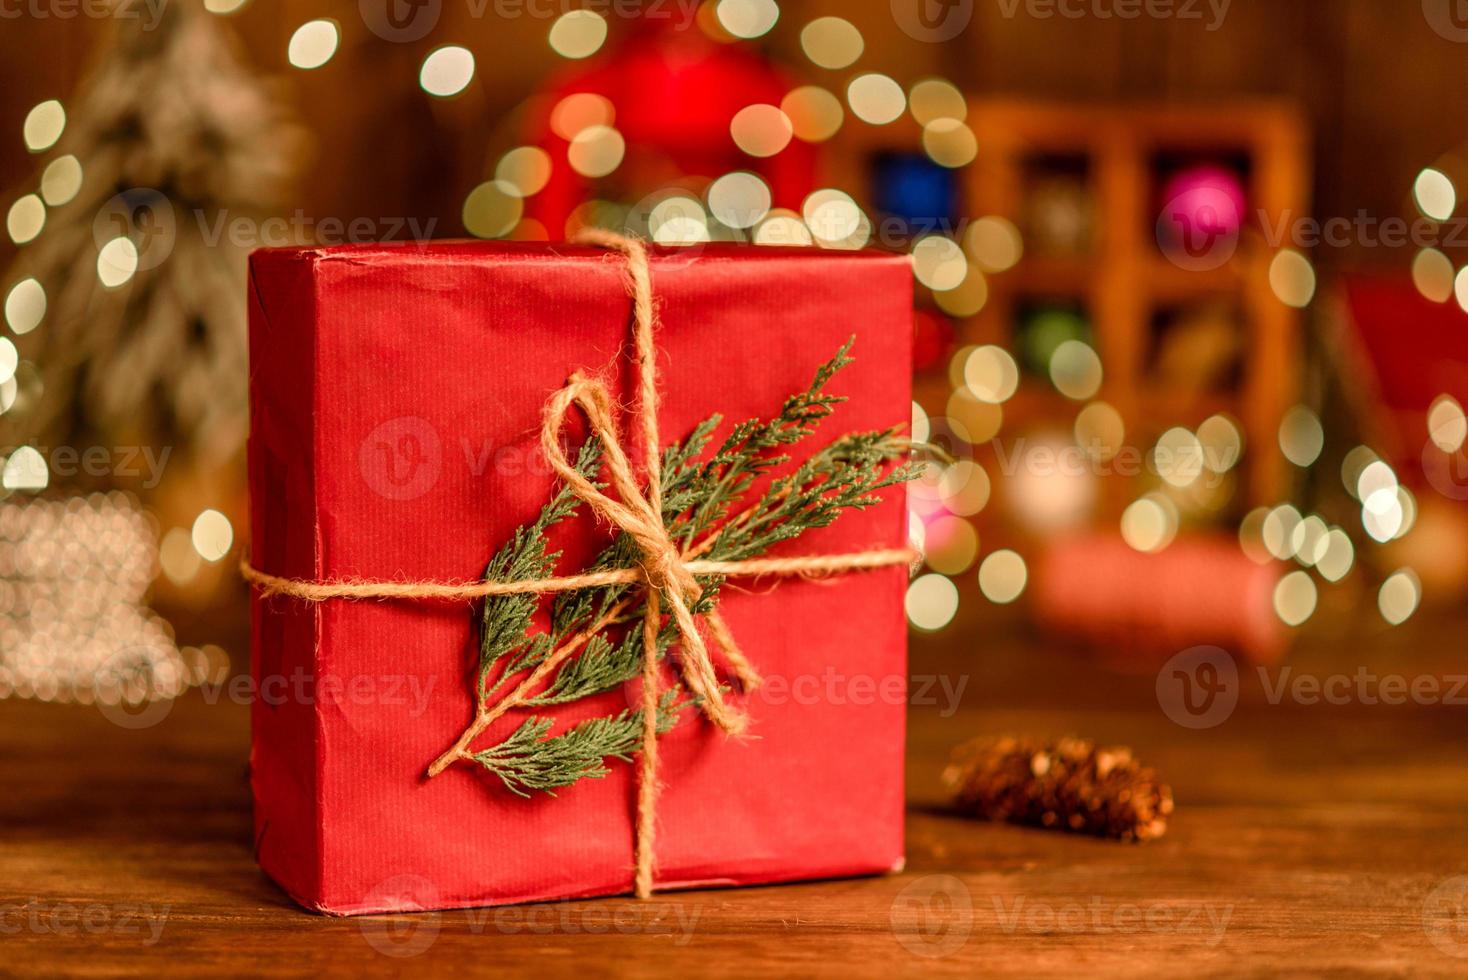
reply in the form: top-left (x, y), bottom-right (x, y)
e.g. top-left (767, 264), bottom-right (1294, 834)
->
top-left (835, 99), bottom-right (1310, 519)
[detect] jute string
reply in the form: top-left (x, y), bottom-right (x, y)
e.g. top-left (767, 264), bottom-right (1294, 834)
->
top-left (240, 230), bottom-right (914, 898)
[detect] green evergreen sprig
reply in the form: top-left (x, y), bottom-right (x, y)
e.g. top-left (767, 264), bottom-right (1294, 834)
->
top-left (453, 340), bottom-right (915, 793)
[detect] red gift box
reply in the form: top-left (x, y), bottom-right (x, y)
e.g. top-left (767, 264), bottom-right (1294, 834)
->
top-left (246, 241), bottom-right (913, 914)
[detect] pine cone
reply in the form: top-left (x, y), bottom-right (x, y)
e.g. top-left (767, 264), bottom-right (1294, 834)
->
top-left (942, 735), bottom-right (1173, 842)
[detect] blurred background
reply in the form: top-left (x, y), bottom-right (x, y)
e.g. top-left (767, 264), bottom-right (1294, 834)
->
top-left (1, 0), bottom-right (1467, 714)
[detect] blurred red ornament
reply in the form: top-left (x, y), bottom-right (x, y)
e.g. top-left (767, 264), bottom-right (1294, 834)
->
top-left (913, 308), bottom-right (956, 373)
top-left (1156, 164), bottom-right (1246, 252)
top-left (525, 16), bottom-right (816, 237)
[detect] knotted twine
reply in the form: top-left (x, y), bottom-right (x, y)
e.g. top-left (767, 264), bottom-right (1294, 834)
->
top-left (241, 231), bottom-right (914, 898)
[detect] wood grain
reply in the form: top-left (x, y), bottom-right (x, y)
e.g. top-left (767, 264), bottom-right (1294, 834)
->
top-left (4, 618), bottom-right (1468, 977)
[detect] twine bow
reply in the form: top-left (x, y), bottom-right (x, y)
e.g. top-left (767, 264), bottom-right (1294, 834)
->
top-left (241, 230), bottom-right (914, 899)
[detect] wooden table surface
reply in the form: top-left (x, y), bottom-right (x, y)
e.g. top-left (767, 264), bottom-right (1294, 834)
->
top-left (5, 609), bottom-right (1468, 977)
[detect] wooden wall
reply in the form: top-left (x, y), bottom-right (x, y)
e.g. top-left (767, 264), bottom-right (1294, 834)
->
top-left (0, 0), bottom-right (1461, 270)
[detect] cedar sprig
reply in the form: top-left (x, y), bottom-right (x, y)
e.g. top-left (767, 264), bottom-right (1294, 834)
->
top-left (446, 340), bottom-right (913, 793)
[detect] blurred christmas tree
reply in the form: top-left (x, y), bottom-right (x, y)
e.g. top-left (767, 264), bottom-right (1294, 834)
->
top-left (1, 0), bottom-right (303, 464)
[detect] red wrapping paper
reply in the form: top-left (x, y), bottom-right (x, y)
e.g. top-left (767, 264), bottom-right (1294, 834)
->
top-left (247, 241), bottom-right (913, 915)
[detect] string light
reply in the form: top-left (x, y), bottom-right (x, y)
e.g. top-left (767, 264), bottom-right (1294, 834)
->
top-left (0, 338), bottom-right (16, 386)
top-left (191, 509), bottom-right (234, 562)
top-left (420, 46), bottom-right (475, 98)
top-left (1074, 401), bottom-right (1124, 461)
top-left (911, 236), bottom-right (967, 291)
top-left (908, 78), bottom-right (966, 124)
top-left (1048, 339), bottom-right (1102, 400)
top-left (963, 345), bottom-right (1018, 404)
top-left (1278, 405), bottom-right (1324, 467)
top-left (1411, 247), bottom-right (1454, 302)
top-left (978, 550), bottom-right (1027, 604)
top-left (1340, 446), bottom-right (1380, 500)
top-left (4, 278), bottom-right (45, 335)
top-left (780, 86), bottom-right (843, 143)
top-left (648, 195), bottom-right (710, 245)
top-left (96, 238), bottom-right (140, 288)
top-left (715, 0), bottom-right (779, 39)
top-left (1315, 528), bottom-right (1354, 582)
top-left (287, 20), bottom-right (339, 70)
top-left (1273, 570), bottom-right (1317, 626)
top-left (802, 188), bottom-right (862, 244)
top-left (707, 172), bottom-right (771, 230)
top-left (204, 0), bottom-right (250, 12)
top-left (22, 100), bottom-right (65, 153)
top-left (1261, 504), bottom-right (1302, 560)
top-left (567, 125), bottom-right (625, 177)
top-left (462, 181), bottom-right (523, 238)
top-left (752, 211), bottom-right (812, 246)
top-left (730, 104), bottom-right (793, 157)
top-left (2, 446), bottom-right (47, 491)
top-left (965, 217), bottom-right (1023, 272)
top-left (933, 269), bottom-right (988, 317)
top-left (39, 155), bottom-right (82, 207)
top-left (846, 74), bottom-right (905, 125)
top-left (549, 10), bottom-right (608, 59)
top-left (1197, 414), bottom-right (1242, 473)
top-left (1413, 168), bottom-right (1456, 222)
top-left (1268, 249), bottom-right (1315, 307)
top-left (907, 573), bottom-right (959, 630)
top-left (495, 147), bottom-right (552, 198)
top-left (1378, 569), bottom-right (1421, 625)
top-left (1456, 266), bottom-right (1468, 314)
top-left (1121, 494), bottom-right (1178, 553)
top-left (1427, 394), bottom-right (1467, 452)
top-left (550, 93), bottom-right (614, 141)
top-left (799, 16), bottom-right (863, 70)
top-left (6, 194), bottom-right (45, 245)
top-left (1154, 426), bottom-right (1204, 487)
top-left (922, 119), bottom-right (978, 168)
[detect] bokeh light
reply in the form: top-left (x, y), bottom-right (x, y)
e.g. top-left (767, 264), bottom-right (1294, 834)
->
top-left (934, 270), bottom-right (988, 317)
top-left (420, 46), bottom-right (475, 97)
top-left (96, 238), bottom-right (140, 288)
top-left (22, 100), bottom-right (65, 153)
top-left (978, 550), bottom-right (1028, 604)
top-left (287, 20), bottom-right (339, 70)
top-left (1411, 247), bottom-right (1455, 302)
top-left (1413, 168), bottom-right (1456, 222)
top-left (7, 194), bottom-right (45, 245)
top-left (1278, 405), bottom-right (1324, 467)
top-left (1427, 394), bottom-right (1467, 452)
top-left (1121, 494), bottom-right (1179, 553)
top-left (1273, 570), bottom-right (1317, 626)
top-left (965, 216), bottom-right (1023, 272)
top-left (568, 125), bottom-right (626, 177)
top-left (549, 10), bottom-right (608, 59)
top-left (550, 93), bottom-right (614, 140)
top-left (39, 155), bottom-right (82, 207)
top-left (908, 78), bottom-right (967, 125)
top-left (924, 516), bottom-right (979, 574)
top-left (1074, 401), bottom-right (1125, 460)
top-left (462, 181), bottom-right (524, 238)
top-left (730, 104), bottom-right (793, 157)
top-left (781, 86), bottom-right (844, 143)
top-left (963, 345), bottom-right (1019, 404)
top-left (906, 573), bottom-right (959, 631)
top-left (846, 74), bottom-right (906, 125)
top-left (911, 236), bottom-right (968, 291)
top-left (1268, 249), bottom-right (1316, 307)
top-left (800, 16), bottom-right (863, 69)
top-left (4, 278), bottom-right (45, 335)
top-left (716, 0), bottom-right (779, 39)
top-left (496, 147), bottom-right (552, 198)
top-left (191, 509), bottom-right (233, 562)
top-left (1048, 339), bottom-right (1102, 400)
top-left (707, 172), bottom-right (771, 229)
top-left (1378, 568), bottom-right (1422, 625)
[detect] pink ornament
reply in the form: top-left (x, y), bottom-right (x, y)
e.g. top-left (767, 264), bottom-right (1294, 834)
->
top-left (1157, 164), bottom-right (1246, 253)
